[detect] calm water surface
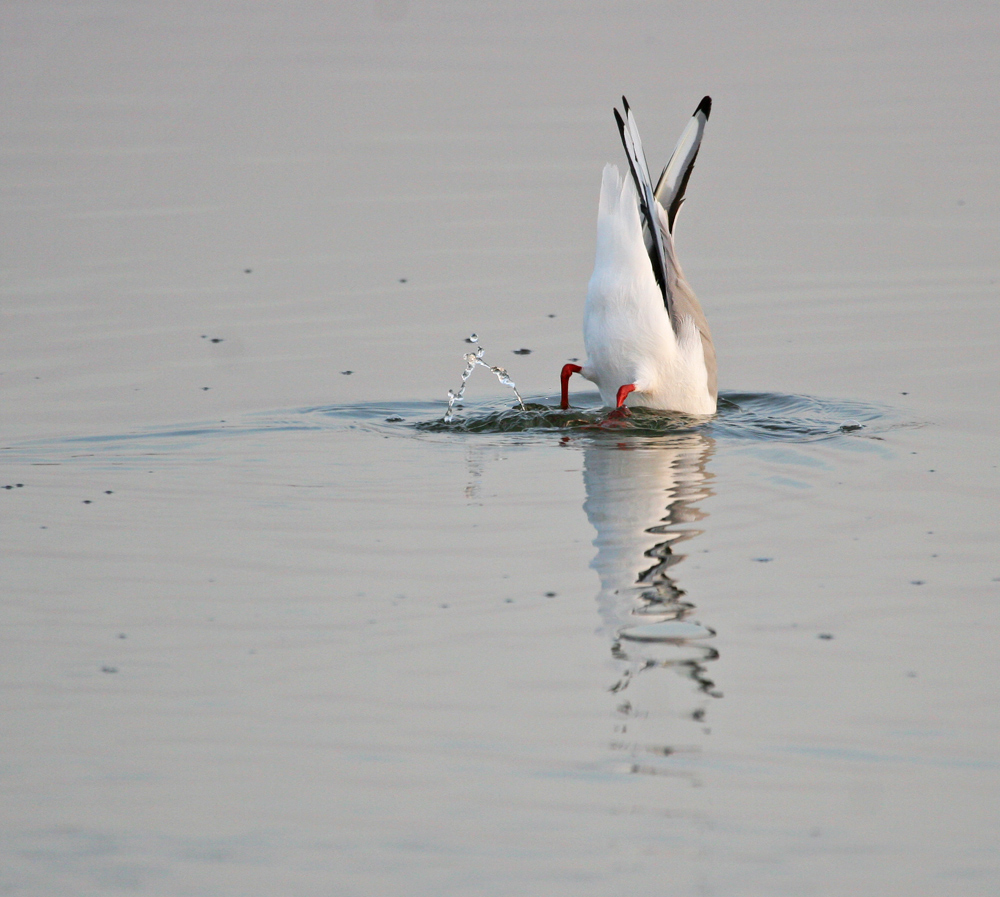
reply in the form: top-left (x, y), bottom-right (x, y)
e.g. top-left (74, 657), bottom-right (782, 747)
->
top-left (2, 3), bottom-right (999, 896)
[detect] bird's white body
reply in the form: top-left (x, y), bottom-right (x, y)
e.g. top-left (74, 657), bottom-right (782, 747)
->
top-left (581, 165), bottom-right (715, 415)
top-left (564, 97), bottom-right (717, 417)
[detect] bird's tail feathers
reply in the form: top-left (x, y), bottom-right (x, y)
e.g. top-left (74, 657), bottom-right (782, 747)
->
top-left (596, 164), bottom-right (645, 260)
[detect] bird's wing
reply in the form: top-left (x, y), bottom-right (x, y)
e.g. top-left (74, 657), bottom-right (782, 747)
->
top-left (654, 96), bottom-right (711, 233)
top-left (615, 97), bottom-right (675, 328)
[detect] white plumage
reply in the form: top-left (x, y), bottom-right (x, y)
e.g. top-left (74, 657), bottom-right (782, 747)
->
top-left (561, 97), bottom-right (717, 416)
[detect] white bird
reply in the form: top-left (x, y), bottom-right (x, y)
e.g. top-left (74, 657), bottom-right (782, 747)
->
top-left (560, 96), bottom-right (717, 416)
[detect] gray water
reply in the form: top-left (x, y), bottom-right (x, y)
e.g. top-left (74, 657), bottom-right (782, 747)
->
top-left (2, 3), bottom-right (999, 895)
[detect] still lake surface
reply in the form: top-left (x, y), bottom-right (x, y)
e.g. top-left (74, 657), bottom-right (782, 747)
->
top-left (2, 3), bottom-right (999, 895)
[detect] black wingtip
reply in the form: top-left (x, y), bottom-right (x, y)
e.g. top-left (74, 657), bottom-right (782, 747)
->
top-left (697, 95), bottom-right (712, 119)
top-left (621, 95), bottom-right (631, 115)
top-left (613, 106), bottom-right (626, 136)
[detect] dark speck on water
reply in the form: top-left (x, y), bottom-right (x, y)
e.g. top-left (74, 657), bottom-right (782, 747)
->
top-left (341, 370), bottom-right (353, 375)
top-left (398, 278), bottom-right (407, 283)
top-left (385, 416), bottom-right (404, 422)
top-left (101, 666), bottom-right (117, 673)
top-left (210, 338), bottom-right (223, 343)
top-left (752, 557), bottom-right (773, 563)
top-left (818, 633), bottom-right (834, 640)
top-left (513, 348), bottom-right (532, 355)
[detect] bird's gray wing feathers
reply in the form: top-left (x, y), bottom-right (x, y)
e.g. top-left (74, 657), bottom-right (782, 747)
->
top-left (615, 97), bottom-right (675, 328)
top-left (654, 96), bottom-right (711, 233)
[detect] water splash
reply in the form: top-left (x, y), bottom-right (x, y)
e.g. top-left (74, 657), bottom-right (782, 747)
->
top-left (444, 342), bottom-right (526, 423)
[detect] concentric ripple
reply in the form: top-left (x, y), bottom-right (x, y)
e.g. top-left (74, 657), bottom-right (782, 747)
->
top-left (414, 390), bottom-right (897, 442)
top-left (3, 390), bottom-right (902, 465)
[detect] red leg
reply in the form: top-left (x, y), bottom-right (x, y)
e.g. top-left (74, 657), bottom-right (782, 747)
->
top-left (560, 364), bottom-right (582, 410)
top-left (603, 383), bottom-right (636, 423)
top-left (615, 383), bottom-right (636, 409)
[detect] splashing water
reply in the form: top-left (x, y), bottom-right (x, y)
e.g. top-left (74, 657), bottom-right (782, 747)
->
top-left (444, 341), bottom-right (526, 423)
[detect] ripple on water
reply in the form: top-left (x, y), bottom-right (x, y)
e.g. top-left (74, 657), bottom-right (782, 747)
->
top-left (413, 390), bottom-right (898, 443)
top-left (3, 391), bottom-right (901, 464)
top-left (619, 620), bottom-right (715, 642)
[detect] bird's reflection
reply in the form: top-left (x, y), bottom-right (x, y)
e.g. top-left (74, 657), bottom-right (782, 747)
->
top-left (582, 432), bottom-right (721, 763)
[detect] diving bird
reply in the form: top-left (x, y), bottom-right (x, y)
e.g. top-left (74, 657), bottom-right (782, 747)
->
top-left (560, 96), bottom-right (716, 416)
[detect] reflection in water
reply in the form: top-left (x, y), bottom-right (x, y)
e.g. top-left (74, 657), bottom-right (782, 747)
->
top-left (581, 433), bottom-right (720, 769)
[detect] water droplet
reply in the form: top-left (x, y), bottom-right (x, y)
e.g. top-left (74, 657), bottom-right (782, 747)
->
top-left (465, 333), bottom-right (479, 343)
